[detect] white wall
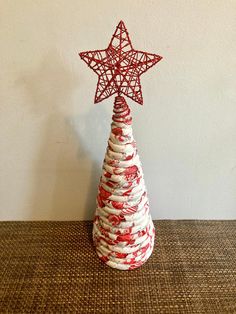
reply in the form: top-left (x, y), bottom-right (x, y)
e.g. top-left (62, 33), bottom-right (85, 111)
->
top-left (0, 0), bottom-right (235, 220)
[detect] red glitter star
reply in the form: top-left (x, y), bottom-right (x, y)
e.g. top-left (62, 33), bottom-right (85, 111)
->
top-left (79, 21), bottom-right (162, 105)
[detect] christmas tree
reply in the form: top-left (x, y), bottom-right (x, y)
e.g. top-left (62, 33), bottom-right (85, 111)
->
top-left (79, 21), bottom-right (162, 270)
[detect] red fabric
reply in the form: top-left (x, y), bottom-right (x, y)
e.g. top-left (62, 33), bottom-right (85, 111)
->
top-left (79, 21), bottom-right (162, 105)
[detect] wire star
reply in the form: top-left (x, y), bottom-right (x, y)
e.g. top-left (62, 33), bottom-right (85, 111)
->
top-left (79, 21), bottom-right (162, 105)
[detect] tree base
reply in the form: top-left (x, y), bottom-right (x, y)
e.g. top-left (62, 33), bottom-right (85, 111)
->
top-left (93, 220), bottom-right (155, 271)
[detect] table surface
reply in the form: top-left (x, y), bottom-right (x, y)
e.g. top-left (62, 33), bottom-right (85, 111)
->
top-left (1, 220), bottom-right (236, 313)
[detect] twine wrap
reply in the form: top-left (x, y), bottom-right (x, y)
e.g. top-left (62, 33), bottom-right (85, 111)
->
top-left (93, 96), bottom-right (155, 270)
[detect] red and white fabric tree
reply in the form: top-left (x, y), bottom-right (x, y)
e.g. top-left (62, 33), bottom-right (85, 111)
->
top-left (79, 21), bottom-right (162, 270)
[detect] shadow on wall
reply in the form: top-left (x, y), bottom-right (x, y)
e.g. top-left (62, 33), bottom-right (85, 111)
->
top-left (68, 104), bottom-right (109, 221)
top-left (17, 50), bottom-right (108, 220)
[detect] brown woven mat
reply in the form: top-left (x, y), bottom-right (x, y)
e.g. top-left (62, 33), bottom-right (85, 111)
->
top-left (0, 220), bottom-right (236, 313)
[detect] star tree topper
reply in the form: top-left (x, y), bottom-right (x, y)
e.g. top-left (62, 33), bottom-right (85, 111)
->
top-left (79, 21), bottom-right (162, 105)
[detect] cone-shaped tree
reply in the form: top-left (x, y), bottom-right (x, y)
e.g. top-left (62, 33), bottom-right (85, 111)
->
top-left (79, 20), bottom-right (162, 270)
top-left (93, 96), bottom-right (155, 270)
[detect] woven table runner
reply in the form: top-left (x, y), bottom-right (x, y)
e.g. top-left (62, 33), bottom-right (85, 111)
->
top-left (1, 220), bottom-right (236, 313)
